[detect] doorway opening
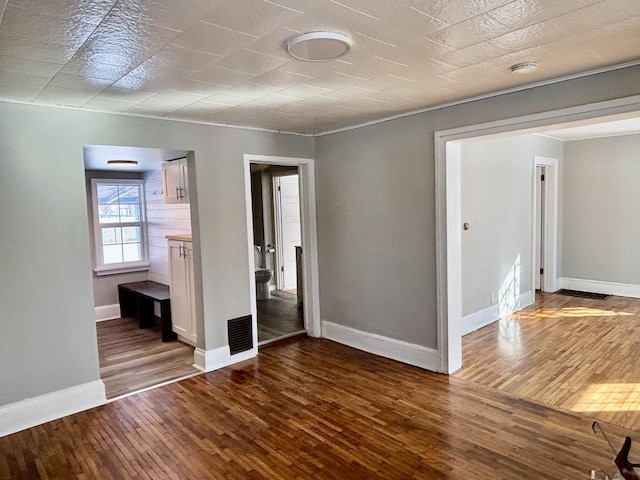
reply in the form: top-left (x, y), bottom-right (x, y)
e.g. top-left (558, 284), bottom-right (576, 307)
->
top-left (244, 154), bottom-right (321, 348)
top-left (84, 145), bottom-right (200, 399)
top-left (250, 164), bottom-right (304, 344)
top-left (435, 97), bottom-right (640, 375)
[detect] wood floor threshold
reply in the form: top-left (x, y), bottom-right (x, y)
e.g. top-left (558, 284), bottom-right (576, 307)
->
top-left (258, 330), bottom-right (307, 348)
top-left (106, 370), bottom-right (203, 403)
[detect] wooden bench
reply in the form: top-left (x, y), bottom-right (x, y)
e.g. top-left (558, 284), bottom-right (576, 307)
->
top-left (118, 281), bottom-right (177, 342)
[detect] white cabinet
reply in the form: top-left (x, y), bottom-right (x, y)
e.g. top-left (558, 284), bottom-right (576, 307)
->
top-left (168, 239), bottom-right (196, 345)
top-left (163, 158), bottom-right (189, 203)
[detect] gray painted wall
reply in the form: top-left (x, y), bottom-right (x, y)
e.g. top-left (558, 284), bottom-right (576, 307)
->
top-left (460, 134), bottom-right (563, 317)
top-left (561, 134), bottom-right (640, 284)
top-left (0, 102), bottom-right (313, 407)
top-left (315, 65), bottom-right (640, 350)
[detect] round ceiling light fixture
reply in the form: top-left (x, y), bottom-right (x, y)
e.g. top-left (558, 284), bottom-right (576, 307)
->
top-left (107, 160), bottom-right (138, 167)
top-left (286, 31), bottom-right (352, 61)
top-left (510, 62), bottom-right (538, 74)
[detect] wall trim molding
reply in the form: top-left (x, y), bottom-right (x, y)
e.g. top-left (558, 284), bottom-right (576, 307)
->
top-left (322, 321), bottom-right (439, 372)
top-left (558, 278), bottom-right (640, 299)
top-left (94, 303), bottom-right (120, 322)
top-left (0, 380), bottom-right (106, 438)
top-left (463, 290), bottom-right (534, 335)
top-left (193, 346), bottom-right (257, 373)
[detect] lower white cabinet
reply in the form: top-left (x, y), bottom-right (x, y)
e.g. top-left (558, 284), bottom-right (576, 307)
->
top-left (168, 239), bottom-right (196, 345)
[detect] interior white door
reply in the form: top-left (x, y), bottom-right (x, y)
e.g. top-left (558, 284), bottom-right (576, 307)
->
top-left (534, 166), bottom-right (544, 290)
top-left (275, 174), bottom-right (301, 290)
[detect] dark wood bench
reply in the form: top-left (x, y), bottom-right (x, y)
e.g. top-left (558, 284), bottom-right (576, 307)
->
top-left (118, 281), bottom-right (177, 342)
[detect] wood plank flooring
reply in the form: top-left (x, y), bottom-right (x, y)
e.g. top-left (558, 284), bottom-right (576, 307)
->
top-left (257, 290), bottom-right (304, 343)
top-left (98, 317), bottom-right (199, 399)
top-left (455, 292), bottom-right (640, 431)
top-left (1, 337), bottom-right (636, 479)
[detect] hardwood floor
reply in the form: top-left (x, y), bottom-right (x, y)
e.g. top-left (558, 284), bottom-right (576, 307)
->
top-left (257, 290), bottom-right (304, 343)
top-left (1, 337), bottom-right (636, 479)
top-left (455, 291), bottom-right (640, 431)
top-left (98, 317), bottom-right (199, 399)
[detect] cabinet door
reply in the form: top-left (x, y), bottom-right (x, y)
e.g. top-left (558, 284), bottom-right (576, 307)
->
top-left (183, 241), bottom-right (197, 343)
top-left (163, 162), bottom-right (182, 204)
top-left (179, 159), bottom-right (189, 202)
top-left (169, 240), bottom-right (190, 338)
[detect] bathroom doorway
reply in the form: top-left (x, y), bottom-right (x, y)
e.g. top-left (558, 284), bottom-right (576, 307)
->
top-left (249, 163), bottom-right (304, 344)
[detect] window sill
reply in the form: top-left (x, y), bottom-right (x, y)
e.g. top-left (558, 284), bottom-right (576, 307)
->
top-left (94, 262), bottom-right (150, 276)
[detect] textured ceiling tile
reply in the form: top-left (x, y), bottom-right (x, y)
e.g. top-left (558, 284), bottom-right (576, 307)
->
top-left (97, 88), bottom-right (158, 103)
top-left (69, 15), bottom-right (180, 75)
top-left (202, 0), bottom-right (302, 37)
top-left (113, 0), bottom-right (220, 31)
top-left (0, 70), bottom-right (49, 100)
top-left (0, 5), bottom-right (95, 63)
top-left (48, 72), bottom-right (114, 90)
top-left (84, 96), bottom-right (141, 112)
top-left (149, 45), bottom-right (224, 73)
top-left (0, 55), bottom-right (61, 78)
top-left (175, 21), bottom-right (258, 56)
top-left (276, 83), bottom-right (333, 100)
top-left (149, 90), bottom-right (207, 105)
top-left (128, 97), bottom-right (186, 114)
top-left (225, 82), bottom-right (282, 99)
top-left (35, 85), bottom-right (99, 106)
top-left (552, 0), bottom-right (640, 35)
top-left (354, 73), bottom-right (417, 93)
top-left (250, 68), bottom-right (314, 89)
top-left (202, 91), bottom-right (254, 106)
top-left (250, 92), bottom-right (300, 107)
top-left (330, 55), bottom-right (408, 81)
top-left (171, 79), bottom-right (229, 96)
top-left (0, 0), bottom-right (636, 134)
top-left (431, 12), bottom-right (511, 50)
top-left (190, 65), bottom-right (254, 87)
top-left (112, 64), bottom-right (193, 91)
top-left (488, 0), bottom-right (591, 30)
top-left (215, 48), bottom-right (291, 75)
top-left (8, 0), bottom-right (117, 26)
top-left (410, 0), bottom-right (514, 26)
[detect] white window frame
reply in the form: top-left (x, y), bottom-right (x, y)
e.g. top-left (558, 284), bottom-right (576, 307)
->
top-left (91, 178), bottom-right (149, 276)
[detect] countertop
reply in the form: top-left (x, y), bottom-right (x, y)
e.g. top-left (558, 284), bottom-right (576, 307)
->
top-left (166, 234), bottom-right (192, 241)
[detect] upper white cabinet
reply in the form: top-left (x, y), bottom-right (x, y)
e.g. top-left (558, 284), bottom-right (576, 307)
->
top-left (163, 158), bottom-right (189, 204)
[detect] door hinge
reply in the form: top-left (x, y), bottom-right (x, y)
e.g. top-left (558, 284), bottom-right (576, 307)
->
top-left (281, 266), bottom-right (284, 272)
top-left (278, 185), bottom-right (281, 191)
top-left (540, 268), bottom-right (544, 274)
top-left (541, 174), bottom-right (545, 181)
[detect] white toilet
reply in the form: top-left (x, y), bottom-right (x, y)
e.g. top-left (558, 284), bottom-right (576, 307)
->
top-left (254, 246), bottom-right (273, 300)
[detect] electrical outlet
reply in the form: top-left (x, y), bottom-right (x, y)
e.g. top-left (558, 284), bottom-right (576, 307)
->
top-left (490, 292), bottom-right (496, 304)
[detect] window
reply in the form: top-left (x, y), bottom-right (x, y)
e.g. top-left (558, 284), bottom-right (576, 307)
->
top-left (91, 178), bottom-right (149, 275)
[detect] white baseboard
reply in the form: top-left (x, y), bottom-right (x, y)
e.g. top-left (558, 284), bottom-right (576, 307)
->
top-left (94, 303), bottom-right (120, 322)
top-left (558, 277), bottom-right (640, 298)
top-left (0, 380), bottom-right (107, 437)
top-left (321, 321), bottom-right (439, 372)
top-left (193, 346), bottom-right (257, 373)
top-left (463, 290), bottom-right (534, 335)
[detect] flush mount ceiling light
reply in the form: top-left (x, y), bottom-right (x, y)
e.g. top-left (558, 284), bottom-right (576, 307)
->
top-left (510, 62), bottom-right (538, 74)
top-left (286, 31), bottom-right (351, 61)
top-left (107, 160), bottom-right (138, 167)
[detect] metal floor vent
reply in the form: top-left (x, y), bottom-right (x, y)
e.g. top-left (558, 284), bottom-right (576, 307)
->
top-left (556, 289), bottom-right (611, 300)
top-left (228, 315), bottom-right (253, 355)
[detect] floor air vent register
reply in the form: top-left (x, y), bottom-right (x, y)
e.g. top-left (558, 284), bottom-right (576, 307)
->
top-left (228, 315), bottom-right (253, 355)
